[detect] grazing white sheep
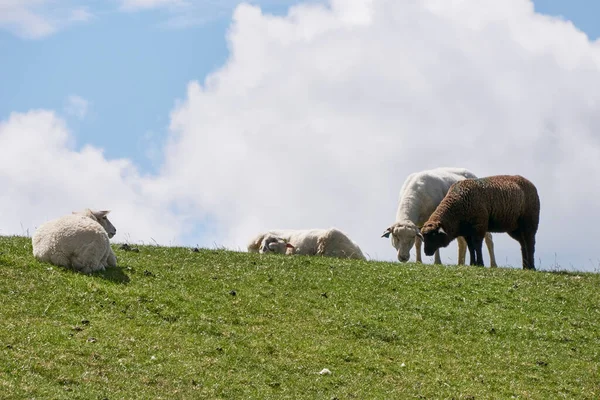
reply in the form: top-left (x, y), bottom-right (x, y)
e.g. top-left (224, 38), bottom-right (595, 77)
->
top-left (420, 175), bottom-right (540, 270)
top-left (32, 209), bottom-right (117, 274)
top-left (247, 228), bottom-right (366, 260)
top-left (381, 167), bottom-right (497, 267)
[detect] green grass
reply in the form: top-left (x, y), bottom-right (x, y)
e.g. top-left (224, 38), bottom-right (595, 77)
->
top-left (0, 235), bottom-right (599, 399)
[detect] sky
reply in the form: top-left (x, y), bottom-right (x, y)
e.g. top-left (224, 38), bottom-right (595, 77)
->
top-left (1, 0), bottom-right (600, 272)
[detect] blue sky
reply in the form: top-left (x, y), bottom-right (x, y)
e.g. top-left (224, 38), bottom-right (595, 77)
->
top-left (533, 0), bottom-right (600, 39)
top-left (1, 1), bottom-right (310, 170)
top-left (0, 0), bottom-right (596, 171)
top-left (3, 0), bottom-right (600, 270)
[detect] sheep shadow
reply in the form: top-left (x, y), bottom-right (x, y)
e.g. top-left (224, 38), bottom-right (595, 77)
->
top-left (94, 266), bottom-right (131, 284)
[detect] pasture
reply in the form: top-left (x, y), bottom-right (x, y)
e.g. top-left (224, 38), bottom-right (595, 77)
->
top-left (0, 235), bottom-right (598, 399)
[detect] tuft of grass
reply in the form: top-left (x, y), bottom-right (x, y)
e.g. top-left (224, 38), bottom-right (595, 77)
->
top-left (1, 235), bottom-right (599, 399)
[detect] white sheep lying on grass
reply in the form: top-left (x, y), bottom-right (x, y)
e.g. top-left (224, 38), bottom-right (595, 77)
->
top-left (381, 167), bottom-right (497, 266)
top-left (247, 228), bottom-right (366, 260)
top-left (32, 209), bottom-right (117, 274)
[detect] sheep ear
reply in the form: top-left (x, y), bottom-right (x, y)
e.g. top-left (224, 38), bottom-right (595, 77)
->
top-left (95, 210), bottom-right (111, 218)
top-left (416, 230), bottom-right (424, 240)
top-left (381, 228), bottom-right (392, 238)
top-left (438, 227), bottom-right (446, 235)
top-left (73, 209), bottom-right (94, 218)
top-left (286, 243), bottom-right (295, 249)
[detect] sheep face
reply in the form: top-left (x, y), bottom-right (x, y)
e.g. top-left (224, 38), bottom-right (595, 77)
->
top-left (92, 211), bottom-right (117, 238)
top-left (421, 222), bottom-right (451, 256)
top-left (382, 223), bottom-right (419, 262)
top-left (259, 235), bottom-right (295, 255)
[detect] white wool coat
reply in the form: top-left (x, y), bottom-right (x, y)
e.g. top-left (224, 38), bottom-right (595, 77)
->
top-left (32, 213), bottom-right (117, 274)
top-left (247, 228), bottom-right (366, 260)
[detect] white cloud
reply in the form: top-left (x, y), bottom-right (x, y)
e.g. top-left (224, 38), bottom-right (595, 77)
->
top-left (153, 0), bottom-right (600, 271)
top-left (65, 95), bottom-right (89, 120)
top-left (69, 7), bottom-right (92, 23)
top-left (119, 0), bottom-right (188, 12)
top-left (0, 0), bottom-right (92, 39)
top-left (118, 0), bottom-right (325, 28)
top-left (0, 110), bottom-right (183, 245)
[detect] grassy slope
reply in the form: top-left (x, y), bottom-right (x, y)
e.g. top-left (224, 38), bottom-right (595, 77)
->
top-left (0, 235), bottom-right (599, 399)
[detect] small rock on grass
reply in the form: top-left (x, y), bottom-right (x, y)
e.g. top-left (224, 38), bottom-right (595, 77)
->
top-left (119, 243), bottom-right (140, 252)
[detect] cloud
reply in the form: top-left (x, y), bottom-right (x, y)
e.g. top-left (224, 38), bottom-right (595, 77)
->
top-left (0, 0), bottom-right (92, 39)
top-left (119, 0), bottom-right (188, 12)
top-left (117, 0), bottom-right (323, 28)
top-left (0, 110), bottom-right (183, 245)
top-left (153, 0), bottom-right (600, 271)
top-left (117, 0), bottom-right (232, 29)
top-left (69, 7), bottom-right (92, 23)
top-left (65, 95), bottom-right (90, 120)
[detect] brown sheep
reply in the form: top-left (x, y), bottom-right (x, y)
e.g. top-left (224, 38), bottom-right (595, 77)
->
top-left (418, 175), bottom-right (540, 270)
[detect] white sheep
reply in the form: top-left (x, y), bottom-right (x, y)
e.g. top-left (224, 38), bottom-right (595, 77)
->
top-left (381, 167), bottom-right (497, 266)
top-left (32, 209), bottom-right (117, 274)
top-left (247, 228), bottom-right (366, 260)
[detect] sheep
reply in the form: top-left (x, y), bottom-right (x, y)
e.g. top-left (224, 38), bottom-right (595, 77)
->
top-left (32, 209), bottom-right (118, 274)
top-left (381, 167), bottom-right (497, 267)
top-left (247, 228), bottom-right (366, 260)
top-left (419, 175), bottom-right (540, 270)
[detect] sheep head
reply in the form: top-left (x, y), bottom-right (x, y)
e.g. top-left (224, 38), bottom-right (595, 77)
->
top-left (74, 209), bottom-right (117, 238)
top-left (381, 222), bottom-right (421, 262)
top-left (259, 235), bottom-right (295, 255)
top-left (420, 222), bottom-right (450, 256)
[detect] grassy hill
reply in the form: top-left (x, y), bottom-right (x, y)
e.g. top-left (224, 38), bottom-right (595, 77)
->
top-left (0, 235), bottom-right (599, 399)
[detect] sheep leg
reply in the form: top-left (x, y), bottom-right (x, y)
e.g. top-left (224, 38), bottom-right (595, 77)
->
top-left (465, 236), bottom-right (485, 266)
top-left (522, 233), bottom-right (536, 271)
top-left (474, 237), bottom-right (485, 266)
top-left (414, 236), bottom-right (422, 263)
top-left (107, 247), bottom-right (117, 267)
top-left (457, 236), bottom-right (467, 265)
top-left (465, 236), bottom-right (477, 266)
top-left (484, 232), bottom-right (497, 268)
top-left (433, 249), bottom-right (442, 265)
top-left (508, 230), bottom-right (535, 270)
top-left (519, 243), bottom-right (529, 270)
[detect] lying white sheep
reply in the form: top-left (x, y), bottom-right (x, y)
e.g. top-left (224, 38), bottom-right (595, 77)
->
top-left (247, 228), bottom-right (366, 260)
top-left (381, 167), bottom-right (497, 266)
top-left (32, 209), bottom-right (117, 274)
